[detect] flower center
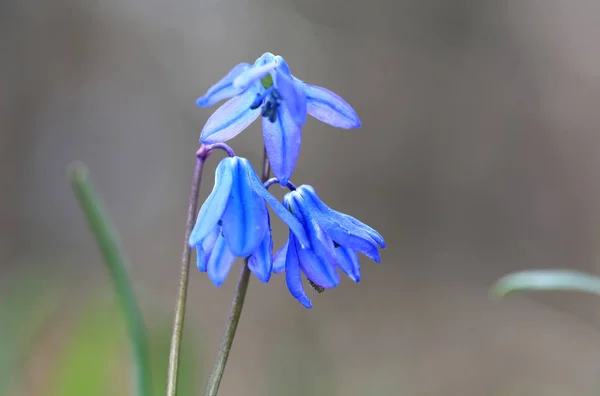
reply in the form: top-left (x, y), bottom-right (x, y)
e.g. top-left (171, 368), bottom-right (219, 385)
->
top-left (249, 87), bottom-right (282, 123)
top-left (260, 74), bottom-right (273, 89)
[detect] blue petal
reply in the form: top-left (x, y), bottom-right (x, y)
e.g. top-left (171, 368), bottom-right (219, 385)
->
top-left (272, 240), bottom-right (289, 274)
top-left (221, 157), bottom-right (268, 257)
top-left (200, 86), bottom-right (261, 144)
top-left (340, 213), bottom-right (386, 248)
top-left (274, 55), bottom-right (291, 75)
top-left (289, 194), bottom-right (340, 288)
top-left (196, 226), bottom-right (220, 272)
top-left (196, 248), bottom-right (208, 272)
top-left (274, 67), bottom-right (307, 127)
top-left (285, 233), bottom-right (312, 308)
top-left (245, 161), bottom-right (310, 248)
top-left (207, 233), bottom-right (237, 287)
top-left (335, 246), bottom-right (361, 282)
top-left (291, 191), bottom-right (338, 278)
top-left (262, 103), bottom-right (302, 185)
top-left (304, 83), bottom-right (361, 129)
top-left (233, 62), bottom-right (278, 91)
top-left (189, 159), bottom-right (234, 246)
top-left (298, 185), bottom-right (381, 263)
top-left (196, 63), bottom-right (252, 107)
top-left (247, 213), bottom-right (274, 283)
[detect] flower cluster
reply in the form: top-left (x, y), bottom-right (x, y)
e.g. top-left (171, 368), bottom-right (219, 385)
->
top-left (190, 52), bottom-right (384, 308)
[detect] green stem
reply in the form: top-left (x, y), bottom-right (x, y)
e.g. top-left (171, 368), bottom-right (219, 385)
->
top-left (203, 147), bottom-right (271, 396)
top-left (69, 162), bottom-right (151, 396)
top-left (166, 150), bottom-right (207, 396)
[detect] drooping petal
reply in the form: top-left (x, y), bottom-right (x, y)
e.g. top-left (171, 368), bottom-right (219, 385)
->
top-left (206, 233), bottom-right (237, 287)
top-left (189, 159), bottom-right (234, 246)
top-left (272, 240), bottom-right (289, 274)
top-left (340, 213), bottom-right (386, 248)
top-left (335, 246), bottom-right (361, 282)
top-left (304, 84), bottom-right (361, 129)
top-left (245, 161), bottom-right (310, 248)
top-left (262, 103), bottom-right (302, 185)
top-left (291, 191), bottom-right (338, 277)
top-left (221, 157), bottom-right (268, 257)
top-left (298, 185), bottom-right (381, 262)
top-left (196, 63), bottom-right (252, 107)
top-left (274, 67), bottom-right (307, 127)
top-left (289, 195), bottom-right (340, 289)
top-left (196, 248), bottom-right (208, 272)
top-left (285, 233), bottom-right (312, 308)
top-left (248, 217), bottom-right (273, 283)
top-left (196, 226), bottom-right (220, 272)
top-left (200, 86), bottom-right (261, 144)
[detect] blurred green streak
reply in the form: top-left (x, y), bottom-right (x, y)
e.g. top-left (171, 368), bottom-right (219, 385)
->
top-left (49, 296), bottom-right (127, 396)
top-left (492, 269), bottom-right (600, 298)
top-left (69, 163), bottom-right (151, 396)
top-left (0, 271), bottom-right (62, 396)
top-left (49, 294), bottom-right (201, 396)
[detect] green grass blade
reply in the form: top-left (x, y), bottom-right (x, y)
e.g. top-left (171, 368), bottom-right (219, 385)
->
top-left (491, 269), bottom-right (600, 298)
top-left (69, 162), bottom-right (151, 396)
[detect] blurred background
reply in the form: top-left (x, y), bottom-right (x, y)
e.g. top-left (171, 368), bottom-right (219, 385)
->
top-left (3, 0), bottom-right (600, 395)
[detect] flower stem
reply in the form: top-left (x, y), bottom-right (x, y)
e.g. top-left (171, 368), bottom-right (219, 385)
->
top-left (68, 162), bottom-right (151, 396)
top-left (165, 149), bottom-right (207, 396)
top-left (203, 147), bottom-right (271, 396)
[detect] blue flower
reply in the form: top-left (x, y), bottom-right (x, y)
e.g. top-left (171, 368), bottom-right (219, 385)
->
top-left (196, 52), bottom-right (361, 185)
top-left (189, 156), bottom-right (309, 286)
top-left (272, 185), bottom-right (385, 308)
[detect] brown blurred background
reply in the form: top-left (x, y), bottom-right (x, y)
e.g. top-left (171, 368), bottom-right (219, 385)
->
top-left (3, 0), bottom-right (600, 395)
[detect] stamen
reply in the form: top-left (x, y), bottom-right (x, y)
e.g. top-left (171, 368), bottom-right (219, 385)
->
top-left (307, 278), bottom-right (325, 294)
top-left (250, 87), bottom-right (274, 110)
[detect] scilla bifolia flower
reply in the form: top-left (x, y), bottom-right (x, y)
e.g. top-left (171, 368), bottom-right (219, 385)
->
top-left (196, 52), bottom-right (362, 185)
top-left (273, 185), bottom-right (385, 308)
top-left (189, 156), bottom-right (309, 286)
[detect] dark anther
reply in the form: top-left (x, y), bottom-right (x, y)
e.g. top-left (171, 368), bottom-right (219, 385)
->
top-left (307, 278), bottom-right (325, 293)
top-left (250, 93), bottom-right (263, 110)
top-left (261, 101), bottom-right (273, 117)
top-left (268, 108), bottom-right (277, 123)
top-left (333, 241), bottom-right (341, 248)
top-left (217, 220), bottom-right (223, 226)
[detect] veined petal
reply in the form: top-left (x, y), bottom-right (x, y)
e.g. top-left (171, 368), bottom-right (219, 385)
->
top-left (298, 185), bottom-right (381, 263)
top-left (285, 233), bottom-right (312, 308)
top-left (221, 157), bottom-right (268, 257)
top-left (207, 234), bottom-right (237, 287)
top-left (272, 240), bottom-right (289, 274)
top-left (289, 195), bottom-right (340, 288)
top-left (248, 218), bottom-right (273, 283)
top-left (200, 86), bottom-right (261, 144)
top-left (335, 246), bottom-right (361, 282)
top-left (340, 213), bottom-right (386, 248)
top-left (189, 159), bottom-right (234, 246)
top-left (196, 226), bottom-right (220, 272)
top-left (245, 162), bottom-right (310, 248)
top-left (262, 104), bottom-right (302, 185)
top-left (196, 63), bottom-right (252, 107)
top-left (291, 191), bottom-right (338, 275)
top-left (274, 68), bottom-right (307, 127)
top-left (304, 83), bottom-right (361, 129)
